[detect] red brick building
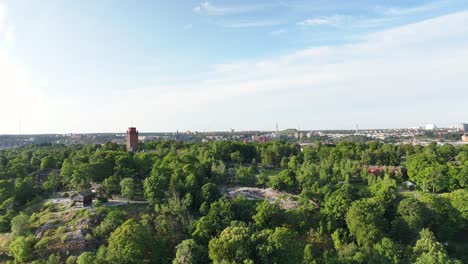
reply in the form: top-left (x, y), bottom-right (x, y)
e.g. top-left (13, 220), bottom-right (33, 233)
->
top-left (126, 127), bottom-right (138, 152)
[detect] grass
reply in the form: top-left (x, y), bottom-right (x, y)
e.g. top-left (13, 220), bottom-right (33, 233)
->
top-left (0, 234), bottom-right (10, 252)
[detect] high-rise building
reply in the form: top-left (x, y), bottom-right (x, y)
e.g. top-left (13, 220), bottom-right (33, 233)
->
top-left (126, 127), bottom-right (138, 152)
top-left (461, 123), bottom-right (468, 132)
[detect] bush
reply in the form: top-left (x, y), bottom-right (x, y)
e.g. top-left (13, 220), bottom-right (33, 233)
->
top-left (66, 256), bottom-right (77, 264)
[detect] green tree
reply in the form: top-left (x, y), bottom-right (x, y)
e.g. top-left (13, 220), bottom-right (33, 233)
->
top-left (107, 219), bottom-right (153, 264)
top-left (46, 254), bottom-right (61, 264)
top-left (208, 226), bottom-right (253, 264)
top-left (40, 156), bottom-right (56, 170)
top-left (449, 189), bottom-right (468, 220)
top-left (11, 213), bottom-right (30, 237)
top-left (235, 166), bottom-right (256, 185)
top-left (252, 227), bottom-right (303, 264)
top-left (269, 169), bottom-right (296, 192)
top-left (173, 239), bottom-right (207, 264)
top-left (43, 171), bottom-right (62, 193)
top-left (391, 198), bottom-right (427, 243)
top-left (192, 197), bottom-right (233, 244)
top-left (412, 228), bottom-right (461, 264)
top-left (9, 235), bottom-right (35, 263)
top-left (368, 237), bottom-right (400, 264)
top-left (346, 198), bottom-right (386, 248)
top-left (201, 183), bottom-right (221, 205)
top-left (144, 167), bottom-right (170, 203)
top-left (77, 252), bottom-right (96, 264)
top-left (120, 178), bottom-right (136, 200)
top-left (253, 200), bottom-right (284, 229)
top-left (321, 185), bottom-right (354, 231)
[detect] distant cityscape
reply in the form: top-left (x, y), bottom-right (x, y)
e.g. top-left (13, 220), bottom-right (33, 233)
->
top-left (1, 123), bottom-right (467, 150)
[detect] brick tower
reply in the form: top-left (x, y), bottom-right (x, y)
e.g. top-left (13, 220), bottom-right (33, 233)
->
top-left (126, 127), bottom-right (138, 152)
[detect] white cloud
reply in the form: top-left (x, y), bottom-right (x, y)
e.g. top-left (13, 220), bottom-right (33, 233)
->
top-left (220, 20), bottom-right (282, 28)
top-left (3, 9), bottom-right (468, 133)
top-left (193, 1), bottom-right (260, 16)
top-left (297, 15), bottom-right (346, 27)
top-left (193, 2), bottom-right (234, 16)
top-left (107, 11), bottom-right (468, 131)
top-left (378, 1), bottom-right (445, 16)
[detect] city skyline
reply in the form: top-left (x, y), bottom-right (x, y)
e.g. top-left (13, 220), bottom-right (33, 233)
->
top-left (1, 0), bottom-right (468, 134)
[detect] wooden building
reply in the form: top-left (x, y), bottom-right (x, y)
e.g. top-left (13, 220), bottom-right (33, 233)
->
top-left (71, 191), bottom-right (93, 207)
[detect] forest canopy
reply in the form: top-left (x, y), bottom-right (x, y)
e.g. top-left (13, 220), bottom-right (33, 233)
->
top-left (0, 140), bottom-right (467, 263)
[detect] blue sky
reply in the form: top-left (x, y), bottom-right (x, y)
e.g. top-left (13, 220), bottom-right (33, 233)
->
top-left (0, 0), bottom-right (467, 133)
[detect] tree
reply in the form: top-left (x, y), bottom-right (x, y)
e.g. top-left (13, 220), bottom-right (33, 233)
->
top-left (406, 154), bottom-right (448, 193)
top-left (155, 195), bottom-right (192, 256)
top-left (252, 227), bottom-right (303, 264)
top-left (235, 166), bottom-right (256, 185)
top-left (321, 185), bottom-right (354, 231)
top-left (253, 200), bottom-right (284, 229)
top-left (369, 175), bottom-right (397, 205)
top-left (9, 236), bottom-right (35, 263)
top-left (192, 197), bottom-right (233, 244)
top-left (450, 189), bottom-right (468, 221)
top-left (173, 239), bottom-right (207, 264)
top-left (40, 156), bottom-right (56, 170)
top-left (0, 180), bottom-right (14, 202)
top-left (46, 254), bottom-right (61, 264)
top-left (11, 213), bottom-right (30, 237)
top-left (107, 219), bottom-right (153, 264)
top-left (391, 198), bottom-right (427, 243)
top-left (346, 198), bottom-right (386, 248)
top-left (94, 210), bottom-right (128, 239)
top-left (269, 169), bottom-right (297, 192)
top-left (412, 229), bottom-right (461, 264)
top-left (78, 252), bottom-right (96, 264)
top-left (144, 167), bottom-right (170, 203)
top-left (419, 194), bottom-right (464, 241)
top-left (201, 183), bottom-right (220, 205)
top-left (368, 237), bottom-right (400, 264)
top-left (208, 226), bottom-right (253, 264)
top-left (120, 178), bottom-right (136, 200)
top-left (43, 171), bottom-right (62, 193)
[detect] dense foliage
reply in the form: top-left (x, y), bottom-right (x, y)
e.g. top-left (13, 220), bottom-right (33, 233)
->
top-left (0, 140), bottom-right (467, 263)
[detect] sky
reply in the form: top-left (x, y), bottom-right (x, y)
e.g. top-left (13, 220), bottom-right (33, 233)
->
top-left (0, 0), bottom-right (467, 134)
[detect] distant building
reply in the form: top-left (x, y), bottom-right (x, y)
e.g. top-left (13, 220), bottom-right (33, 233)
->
top-left (462, 134), bottom-right (468, 142)
top-left (71, 191), bottom-right (93, 208)
top-left (461, 123), bottom-right (468, 132)
top-left (126, 127), bottom-right (138, 152)
top-left (253, 135), bottom-right (271, 143)
top-left (425, 124), bottom-right (437, 131)
top-left (367, 165), bottom-right (404, 176)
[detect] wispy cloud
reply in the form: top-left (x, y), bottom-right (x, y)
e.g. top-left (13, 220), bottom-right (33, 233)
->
top-left (378, 1), bottom-right (446, 16)
top-left (297, 15), bottom-right (346, 27)
top-left (220, 20), bottom-right (283, 28)
top-left (193, 1), bottom-right (259, 16)
top-left (110, 11), bottom-right (468, 130)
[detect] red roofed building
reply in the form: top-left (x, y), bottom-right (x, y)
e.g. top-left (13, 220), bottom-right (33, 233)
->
top-left (367, 165), bottom-right (405, 176)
